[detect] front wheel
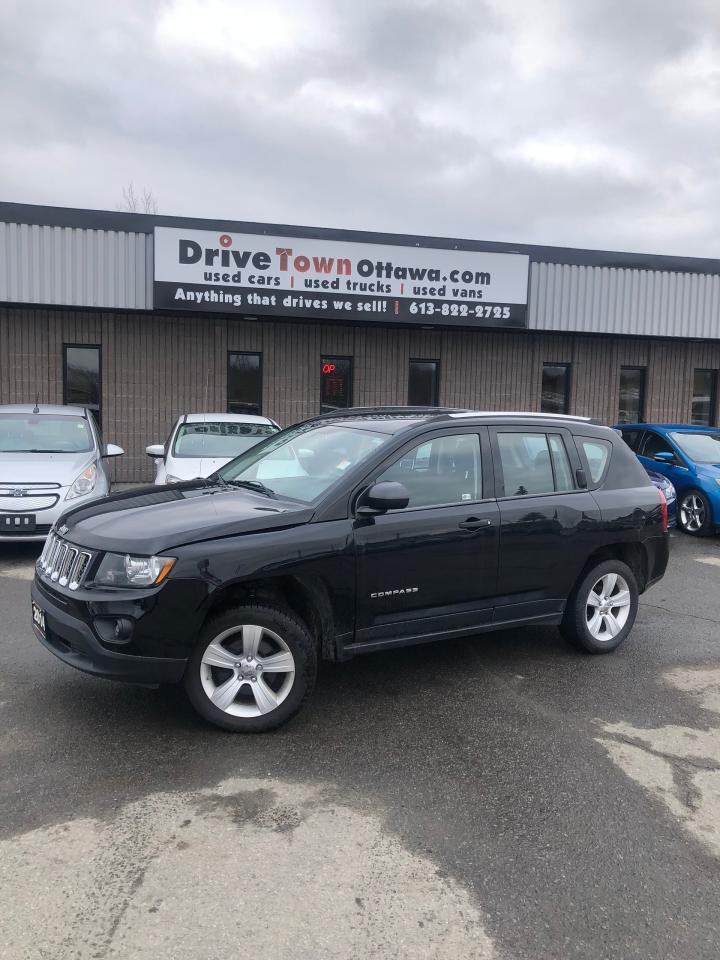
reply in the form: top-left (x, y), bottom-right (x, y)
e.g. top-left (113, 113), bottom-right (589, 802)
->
top-left (678, 490), bottom-right (713, 536)
top-left (184, 604), bottom-right (317, 732)
top-left (561, 560), bottom-right (639, 654)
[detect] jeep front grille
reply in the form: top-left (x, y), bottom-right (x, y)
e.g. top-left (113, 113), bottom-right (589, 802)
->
top-left (38, 533), bottom-right (93, 591)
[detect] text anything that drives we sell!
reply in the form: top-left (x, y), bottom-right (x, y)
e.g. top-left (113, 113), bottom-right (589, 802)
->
top-left (153, 227), bottom-right (530, 328)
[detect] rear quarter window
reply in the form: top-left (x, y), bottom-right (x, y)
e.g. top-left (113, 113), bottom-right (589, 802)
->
top-left (580, 438), bottom-right (612, 484)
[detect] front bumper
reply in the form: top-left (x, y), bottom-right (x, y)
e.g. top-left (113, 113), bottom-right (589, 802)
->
top-left (0, 486), bottom-right (110, 543)
top-left (31, 578), bottom-right (187, 684)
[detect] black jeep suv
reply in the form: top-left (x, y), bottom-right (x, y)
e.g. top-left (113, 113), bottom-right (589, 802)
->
top-left (32, 408), bottom-right (669, 732)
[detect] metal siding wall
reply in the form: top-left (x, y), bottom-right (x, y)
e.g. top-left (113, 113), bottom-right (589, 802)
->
top-left (529, 261), bottom-right (720, 339)
top-left (0, 222), bottom-right (150, 310)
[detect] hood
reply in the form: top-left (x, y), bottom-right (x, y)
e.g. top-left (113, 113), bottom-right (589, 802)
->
top-left (166, 456), bottom-right (233, 481)
top-left (59, 481), bottom-right (314, 555)
top-left (0, 451), bottom-right (94, 485)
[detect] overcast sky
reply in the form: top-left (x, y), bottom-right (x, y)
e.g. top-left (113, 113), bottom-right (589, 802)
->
top-left (2, 0), bottom-right (719, 256)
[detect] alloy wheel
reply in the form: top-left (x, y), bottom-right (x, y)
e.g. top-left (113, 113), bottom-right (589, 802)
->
top-left (199, 624), bottom-right (296, 717)
top-left (585, 573), bottom-right (632, 642)
top-left (680, 493), bottom-right (705, 532)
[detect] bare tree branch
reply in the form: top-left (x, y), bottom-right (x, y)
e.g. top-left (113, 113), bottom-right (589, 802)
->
top-left (117, 182), bottom-right (158, 213)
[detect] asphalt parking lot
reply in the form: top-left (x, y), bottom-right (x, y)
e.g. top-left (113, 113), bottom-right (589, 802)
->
top-left (1, 533), bottom-right (720, 960)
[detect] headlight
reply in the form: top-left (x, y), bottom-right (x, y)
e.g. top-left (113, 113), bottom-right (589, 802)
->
top-left (165, 474), bottom-right (182, 484)
top-left (66, 463), bottom-right (97, 500)
top-left (715, 478), bottom-right (720, 487)
top-left (94, 553), bottom-right (176, 587)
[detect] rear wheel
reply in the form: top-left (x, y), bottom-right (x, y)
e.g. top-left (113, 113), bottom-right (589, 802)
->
top-left (184, 604), bottom-right (317, 732)
top-left (561, 559), bottom-right (639, 654)
top-left (678, 490), bottom-right (713, 536)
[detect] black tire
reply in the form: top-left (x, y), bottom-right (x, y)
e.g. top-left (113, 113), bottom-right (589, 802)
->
top-left (677, 489), bottom-right (713, 536)
top-left (561, 559), bottom-right (639, 654)
top-left (184, 603), bottom-right (317, 732)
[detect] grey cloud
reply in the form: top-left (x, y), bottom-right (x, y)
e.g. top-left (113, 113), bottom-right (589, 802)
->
top-left (1, 0), bottom-right (720, 256)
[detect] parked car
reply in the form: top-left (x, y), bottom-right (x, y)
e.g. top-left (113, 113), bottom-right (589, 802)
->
top-left (146, 413), bottom-right (280, 484)
top-left (615, 423), bottom-right (720, 535)
top-left (32, 408), bottom-right (668, 732)
top-left (0, 404), bottom-right (123, 543)
top-left (645, 469), bottom-right (677, 528)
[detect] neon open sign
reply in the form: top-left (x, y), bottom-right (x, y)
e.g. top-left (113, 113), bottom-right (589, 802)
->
top-left (322, 363), bottom-right (337, 375)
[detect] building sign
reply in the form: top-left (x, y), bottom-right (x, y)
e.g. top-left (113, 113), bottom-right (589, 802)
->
top-left (153, 226), bottom-right (529, 327)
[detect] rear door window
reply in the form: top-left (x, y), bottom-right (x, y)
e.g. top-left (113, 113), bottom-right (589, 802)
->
top-left (620, 428), bottom-right (643, 452)
top-left (497, 432), bottom-right (554, 496)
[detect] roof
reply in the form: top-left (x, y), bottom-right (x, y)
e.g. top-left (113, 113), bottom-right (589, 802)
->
top-left (617, 423), bottom-right (720, 433)
top-left (182, 412), bottom-right (275, 425)
top-left (2, 200), bottom-right (720, 276)
top-left (0, 403), bottom-right (88, 416)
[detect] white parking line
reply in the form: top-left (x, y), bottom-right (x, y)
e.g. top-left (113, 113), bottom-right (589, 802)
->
top-left (695, 557), bottom-right (720, 568)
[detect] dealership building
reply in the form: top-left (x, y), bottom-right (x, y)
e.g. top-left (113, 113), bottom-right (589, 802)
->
top-left (2, 200), bottom-right (720, 483)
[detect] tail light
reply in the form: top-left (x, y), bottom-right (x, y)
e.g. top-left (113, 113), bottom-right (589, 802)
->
top-left (657, 488), bottom-right (668, 532)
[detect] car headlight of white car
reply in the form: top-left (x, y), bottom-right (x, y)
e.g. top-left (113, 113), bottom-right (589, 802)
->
top-left (66, 463), bottom-right (97, 500)
top-left (94, 553), bottom-right (176, 587)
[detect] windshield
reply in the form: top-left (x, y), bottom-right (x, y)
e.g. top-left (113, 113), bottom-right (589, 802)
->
top-left (173, 421), bottom-right (278, 459)
top-left (669, 431), bottom-right (720, 464)
top-left (0, 413), bottom-right (94, 453)
top-left (217, 421), bottom-right (392, 503)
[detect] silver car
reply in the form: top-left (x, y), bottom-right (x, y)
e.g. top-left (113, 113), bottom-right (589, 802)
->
top-left (146, 412), bottom-right (280, 484)
top-left (0, 404), bottom-right (124, 543)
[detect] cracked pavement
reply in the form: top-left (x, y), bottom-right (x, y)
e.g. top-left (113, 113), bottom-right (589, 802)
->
top-left (1, 532), bottom-right (720, 959)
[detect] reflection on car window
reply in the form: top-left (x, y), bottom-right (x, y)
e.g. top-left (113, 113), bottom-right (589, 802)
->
top-left (173, 422), bottom-right (277, 458)
top-left (376, 434), bottom-right (481, 508)
top-left (548, 434), bottom-right (574, 492)
top-left (0, 414), bottom-right (93, 453)
top-left (668, 431), bottom-right (720, 464)
top-left (581, 439), bottom-right (611, 484)
top-left (219, 422), bottom-right (391, 503)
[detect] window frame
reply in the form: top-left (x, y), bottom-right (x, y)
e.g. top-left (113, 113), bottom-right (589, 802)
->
top-left (540, 362), bottom-right (571, 415)
top-left (63, 343), bottom-right (102, 429)
top-left (691, 368), bottom-right (717, 427)
top-left (408, 358), bottom-right (440, 407)
top-left (227, 350), bottom-right (263, 416)
top-left (352, 426), bottom-right (495, 515)
top-left (320, 355), bottom-right (354, 414)
top-left (618, 366), bottom-right (646, 424)
top-left (490, 425), bottom-right (583, 500)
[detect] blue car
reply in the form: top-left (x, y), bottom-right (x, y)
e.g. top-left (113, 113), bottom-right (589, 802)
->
top-left (644, 468), bottom-right (677, 529)
top-left (615, 423), bottom-right (720, 535)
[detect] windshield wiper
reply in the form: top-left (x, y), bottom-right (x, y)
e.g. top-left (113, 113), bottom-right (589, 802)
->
top-left (7, 448), bottom-right (67, 453)
top-left (225, 479), bottom-right (277, 498)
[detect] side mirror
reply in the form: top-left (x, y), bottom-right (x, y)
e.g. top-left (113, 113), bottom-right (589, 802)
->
top-left (104, 443), bottom-right (125, 457)
top-left (357, 481), bottom-right (410, 515)
top-left (654, 451), bottom-right (675, 464)
top-left (146, 443), bottom-right (165, 459)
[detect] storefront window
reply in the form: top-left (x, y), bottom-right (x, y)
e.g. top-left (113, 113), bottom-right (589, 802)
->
top-left (691, 369), bottom-right (717, 426)
top-left (618, 367), bottom-right (646, 423)
top-left (408, 360), bottom-right (440, 406)
top-left (320, 356), bottom-right (353, 413)
top-left (228, 352), bottom-right (262, 415)
top-left (64, 345), bottom-right (101, 428)
top-left (540, 363), bottom-right (570, 414)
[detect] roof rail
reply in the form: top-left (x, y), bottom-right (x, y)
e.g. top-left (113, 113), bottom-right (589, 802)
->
top-left (316, 406), bottom-right (467, 418)
top-left (448, 410), bottom-right (597, 422)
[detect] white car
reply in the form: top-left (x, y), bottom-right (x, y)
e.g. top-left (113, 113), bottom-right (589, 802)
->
top-left (146, 413), bottom-right (281, 484)
top-left (0, 403), bottom-right (124, 543)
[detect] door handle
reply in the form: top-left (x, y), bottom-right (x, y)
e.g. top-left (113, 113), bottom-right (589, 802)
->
top-left (458, 517), bottom-right (492, 530)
